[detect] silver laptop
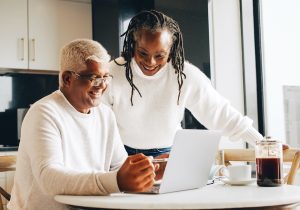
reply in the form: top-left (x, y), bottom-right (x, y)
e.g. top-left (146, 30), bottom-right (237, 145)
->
top-left (146, 129), bottom-right (221, 194)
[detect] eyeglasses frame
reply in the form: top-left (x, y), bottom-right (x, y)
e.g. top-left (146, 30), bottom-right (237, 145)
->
top-left (69, 70), bottom-right (113, 87)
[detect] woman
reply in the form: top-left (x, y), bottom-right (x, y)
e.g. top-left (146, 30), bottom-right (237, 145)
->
top-left (102, 10), bottom-right (263, 157)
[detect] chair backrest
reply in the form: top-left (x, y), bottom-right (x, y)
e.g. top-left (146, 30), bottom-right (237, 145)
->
top-left (0, 155), bottom-right (16, 172)
top-left (0, 155), bottom-right (16, 208)
top-left (216, 148), bottom-right (300, 185)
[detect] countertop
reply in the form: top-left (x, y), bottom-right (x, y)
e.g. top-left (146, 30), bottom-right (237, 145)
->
top-left (0, 146), bottom-right (18, 152)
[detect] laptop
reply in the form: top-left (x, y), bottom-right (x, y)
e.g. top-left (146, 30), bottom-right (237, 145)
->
top-left (145, 129), bottom-right (221, 194)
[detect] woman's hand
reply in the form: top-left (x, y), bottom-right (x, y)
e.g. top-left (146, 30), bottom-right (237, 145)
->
top-left (283, 144), bottom-right (290, 150)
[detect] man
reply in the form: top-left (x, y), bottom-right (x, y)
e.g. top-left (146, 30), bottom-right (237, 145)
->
top-left (8, 39), bottom-right (156, 210)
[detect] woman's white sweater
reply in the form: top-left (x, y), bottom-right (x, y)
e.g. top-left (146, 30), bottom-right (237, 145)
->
top-left (102, 57), bottom-right (263, 149)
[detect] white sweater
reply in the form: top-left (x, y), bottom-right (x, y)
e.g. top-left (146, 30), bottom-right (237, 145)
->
top-left (8, 90), bottom-right (127, 210)
top-left (102, 57), bottom-right (263, 149)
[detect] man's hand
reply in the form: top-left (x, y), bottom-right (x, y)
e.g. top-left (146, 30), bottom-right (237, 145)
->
top-left (117, 153), bottom-right (155, 192)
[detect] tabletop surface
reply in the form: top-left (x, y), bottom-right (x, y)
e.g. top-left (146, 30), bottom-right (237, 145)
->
top-left (55, 183), bottom-right (300, 209)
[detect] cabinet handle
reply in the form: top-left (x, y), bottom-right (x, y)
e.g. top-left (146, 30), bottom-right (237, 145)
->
top-left (31, 39), bottom-right (35, 61)
top-left (18, 38), bottom-right (25, 61)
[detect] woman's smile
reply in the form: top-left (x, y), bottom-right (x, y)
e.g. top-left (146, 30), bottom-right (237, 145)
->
top-left (141, 64), bottom-right (160, 71)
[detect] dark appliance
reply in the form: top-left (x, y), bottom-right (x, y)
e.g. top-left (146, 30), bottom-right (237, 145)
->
top-left (0, 73), bottom-right (58, 146)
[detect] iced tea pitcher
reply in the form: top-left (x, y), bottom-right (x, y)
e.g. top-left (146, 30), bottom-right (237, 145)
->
top-left (255, 137), bottom-right (283, 187)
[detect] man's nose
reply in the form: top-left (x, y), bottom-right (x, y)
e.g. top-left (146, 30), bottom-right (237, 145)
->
top-left (94, 81), bottom-right (106, 89)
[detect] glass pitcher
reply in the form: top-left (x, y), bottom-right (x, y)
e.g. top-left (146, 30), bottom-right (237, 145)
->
top-left (255, 137), bottom-right (283, 187)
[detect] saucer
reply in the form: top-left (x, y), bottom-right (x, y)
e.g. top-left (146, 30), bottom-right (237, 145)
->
top-left (221, 178), bottom-right (256, 186)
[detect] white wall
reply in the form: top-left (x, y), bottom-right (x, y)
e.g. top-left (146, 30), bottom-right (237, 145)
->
top-left (260, 0), bottom-right (300, 143)
top-left (209, 0), bottom-right (246, 148)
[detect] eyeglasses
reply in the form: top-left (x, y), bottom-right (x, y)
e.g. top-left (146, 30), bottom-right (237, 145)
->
top-left (69, 71), bottom-right (113, 87)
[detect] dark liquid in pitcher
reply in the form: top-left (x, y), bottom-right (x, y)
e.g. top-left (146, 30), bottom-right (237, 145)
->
top-left (256, 158), bottom-right (282, 187)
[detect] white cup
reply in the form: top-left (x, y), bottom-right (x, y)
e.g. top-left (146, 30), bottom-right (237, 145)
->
top-left (226, 165), bottom-right (252, 181)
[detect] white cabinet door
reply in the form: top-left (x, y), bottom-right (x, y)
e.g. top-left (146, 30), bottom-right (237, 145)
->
top-left (0, 0), bottom-right (92, 71)
top-left (0, 0), bottom-right (28, 69)
top-left (28, 0), bottom-right (92, 71)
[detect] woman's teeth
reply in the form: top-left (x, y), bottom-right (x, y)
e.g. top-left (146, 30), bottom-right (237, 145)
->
top-left (144, 66), bottom-right (157, 71)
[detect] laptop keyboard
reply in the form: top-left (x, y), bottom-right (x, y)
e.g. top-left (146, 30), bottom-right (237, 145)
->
top-left (145, 183), bottom-right (161, 194)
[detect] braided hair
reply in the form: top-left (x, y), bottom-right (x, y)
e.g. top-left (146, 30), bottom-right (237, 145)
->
top-left (117, 10), bottom-right (186, 105)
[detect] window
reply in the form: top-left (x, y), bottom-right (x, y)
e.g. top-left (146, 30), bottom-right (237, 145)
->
top-left (243, 0), bottom-right (300, 145)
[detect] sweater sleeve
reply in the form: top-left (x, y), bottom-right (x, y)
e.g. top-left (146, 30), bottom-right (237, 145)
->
top-left (108, 111), bottom-right (128, 171)
top-left (184, 64), bottom-right (263, 145)
top-left (22, 103), bottom-right (123, 196)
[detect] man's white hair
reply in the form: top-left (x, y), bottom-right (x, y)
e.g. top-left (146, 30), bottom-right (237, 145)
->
top-left (59, 39), bottom-right (111, 87)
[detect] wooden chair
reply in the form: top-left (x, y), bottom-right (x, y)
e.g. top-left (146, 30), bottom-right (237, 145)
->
top-left (0, 155), bottom-right (16, 210)
top-left (216, 148), bottom-right (300, 185)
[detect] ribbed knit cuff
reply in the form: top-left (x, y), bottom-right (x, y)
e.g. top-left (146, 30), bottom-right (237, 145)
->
top-left (241, 127), bottom-right (264, 146)
top-left (97, 170), bottom-right (120, 194)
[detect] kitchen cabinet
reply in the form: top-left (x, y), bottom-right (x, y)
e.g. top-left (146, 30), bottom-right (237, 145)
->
top-left (0, 0), bottom-right (28, 69)
top-left (0, 0), bottom-right (92, 71)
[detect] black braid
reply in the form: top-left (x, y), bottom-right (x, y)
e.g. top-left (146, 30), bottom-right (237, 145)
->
top-left (117, 10), bottom-right (186, 105)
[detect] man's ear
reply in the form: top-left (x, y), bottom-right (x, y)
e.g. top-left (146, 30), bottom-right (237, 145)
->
top-left (62, 71), bottom-right (72, 87)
